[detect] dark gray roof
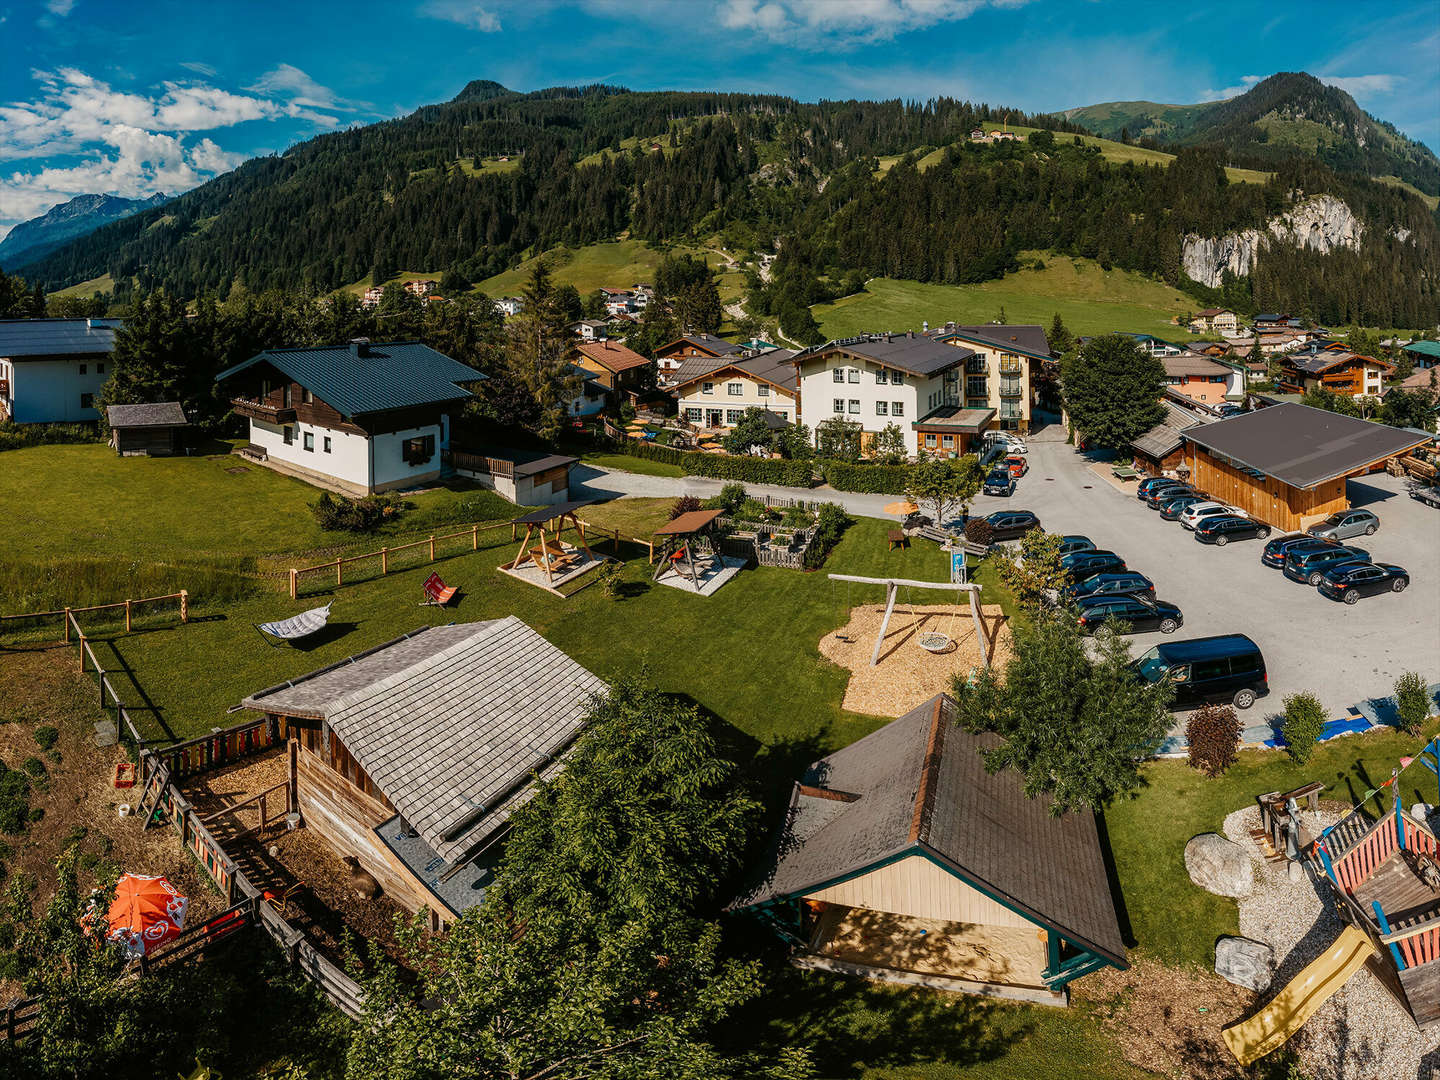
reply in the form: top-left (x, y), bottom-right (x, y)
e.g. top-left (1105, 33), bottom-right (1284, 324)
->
top-left (913, 405), bottom-right (995, 432)
top-left (243, 617), bottom-right (606, 864)
top-left (1181, 403), bottom-right (1433, 489)
top-left (511, 499), bottom-right (592, 525)
top-left (804, 334), bottom-right (972, 377)
top-left (732, 694), bottom-right (1127, 966)
top-left (678, 333), bottom-right (744, 356)
top-left (1131, 398), bottom-right (1209, 459)
top-left (937, 324), bottom-right (1052, 360)
top-left (376, 813), bottom-right (502, 916)
top-left (106, 402), bottom-right (188, 428)
top-left (0, 318), bottom-right (120, 359)
top-left (467, 447), bottom-right (578, 479)
top-left (215, 340), bottom-right (480, 417)
top-left (1286, 351), bottom-right (1388, 375)
top-left (669, 350), bottom-right (798, 395)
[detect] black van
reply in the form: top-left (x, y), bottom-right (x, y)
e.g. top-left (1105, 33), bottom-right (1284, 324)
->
top-left (1131, 634), bottom-right (1268, 710)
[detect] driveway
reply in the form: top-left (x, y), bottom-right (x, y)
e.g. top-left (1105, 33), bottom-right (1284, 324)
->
top-left (971, 438), bottom-right (1440, 734)
top-left (571, 463), bottom-right (905, 519)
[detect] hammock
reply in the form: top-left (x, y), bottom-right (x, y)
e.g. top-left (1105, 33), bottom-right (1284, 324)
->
top-left (255, 602), bottom-right (333, 647)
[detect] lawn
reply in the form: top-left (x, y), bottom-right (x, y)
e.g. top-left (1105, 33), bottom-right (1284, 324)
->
top-left (812, 256), bottom-right (1200, 340)
top-left (50, 271), bottom-right (116, 299)
top-left (577, 450), bottom-right (685, 478)
top-left (476, 239), bottom-right (729, 299)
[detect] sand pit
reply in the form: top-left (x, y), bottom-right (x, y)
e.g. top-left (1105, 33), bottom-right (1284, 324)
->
top-left (819, 603), bottom-right (1012, 717)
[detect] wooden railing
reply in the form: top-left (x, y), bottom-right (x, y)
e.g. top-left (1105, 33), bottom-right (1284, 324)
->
top-left (287, 520), bottom-right (512, 598)
top-left (450, 451), bottom-right (514, 478)
top-left (0, 997), bottom-right (40, 1043)
top-left (68, 610), bottom-right (158, 748)
top-left (147, 716), bottom-right (281, 782)
top-left (0, 590), bottom-right (188, 634)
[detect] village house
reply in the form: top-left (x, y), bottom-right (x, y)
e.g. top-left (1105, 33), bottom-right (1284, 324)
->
top-left (1274, 351), bottom-right (1392, 399)
top-left (494, 296), bottom-right (524, 317)
top-left (0, 317), bottom-right (119, 424)
top-left (653, 332), bottom-right (745, 379)
top-left (360, 286), bottom-right (385, 310)
top-left (1189, 308), bottom-right (1240, 336)
top-left (730, 695), bottom-right (1127, 1005)
top-left (793, 332), bottom-right (988, 456)
top-left (237, 616), bottom-right (607, 929)
top-left (1402, 340), bottom-right (1440, 370)
top-left (569, 338), bottom-right (650, 407)
top-left (1129, 391), bottom-right (1216, 474)
top-left (671, 348), bottom-right (799, 429)
top-left (564, 364), bottom-right (609, 418)
top-left (569, 319), bottom-right (610, 342)
top-left (403, 279), bottom-right (437, 298)
top-left (1162, 352), bottom-right (1245, 406)
top-left (215, 338), bottom-right (480, 496)
top-left (599, 287), bottom-right (636, 316)
top-left (928, 322), bottom-right (1051, 433)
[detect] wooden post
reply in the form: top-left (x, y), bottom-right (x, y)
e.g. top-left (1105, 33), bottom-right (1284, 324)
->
top-left (289, 569), bottom-right (298, 600)
top-left (969, 589), bottom-right (991, 668)
top-left (125, 599), bottom-right (132, 632)
top-left (381, 547), bottom-right (389, 574)
top-left (511, 522), bottom-right (517, 541)
top-left (288, 739), bottom-right (298, 815)
top-left (78, 635), bottom-right (86, 672)
top-left (647, 540), bottom-right (654, 564)
top-left (870, 582), bottom-right (898, 667)
top-left (336, 558), bottom-right (343, 587)
top-left (429, 534), bottom-right (437, 561)
top-left (180, 590), bottom-right (188, 623)
top-left (472, 523), bottom-right (479, 550)
top-left (64, 608), bottom-right (71, 642)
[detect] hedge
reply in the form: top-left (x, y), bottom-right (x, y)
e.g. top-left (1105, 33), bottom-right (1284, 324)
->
top-left (607, 437), bottom-right (815, 487)
top-left (822, 461), bottom-right (914, 495)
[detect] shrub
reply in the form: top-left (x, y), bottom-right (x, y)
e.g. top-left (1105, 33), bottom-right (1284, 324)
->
top-left (597, 561), bottom-right (624, 600)
top-left (1281, 691), bottom-right (1327, 764)
top-left (669, 495), bottom-right (701, 520)
top-left (964, 518), bottom-right (995, 546)
top-left (0, 763), bottom-right (31, 834)
top-left (734, 498), bottom-right (778, 524)
top-left (32, 726), bottom-right (59, 751)
top-left (781, 504), bottom-right (814, 528)
top-left (0, 421), bottom-right (101, 454)
top-left (712, 483), bottom-right (748, 514)
top-left (1395, 671), bottom-right (1432, 736)
top-left (803, 503), bottom-right (853, 569)
top-left (823, 460), bottom-right (914, 495)
top-left (605, 434), bottom-right (814, 486)
top-left (21, 757), bottom-right (47, 781)
top-left (310, 491), bottom-right (407, 532)
top-left (1186, 704), bottom-right (1241, 778)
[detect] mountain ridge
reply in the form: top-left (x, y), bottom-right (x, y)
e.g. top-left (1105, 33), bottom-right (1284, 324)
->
top-left (0, 192), bottom-right (170, 270)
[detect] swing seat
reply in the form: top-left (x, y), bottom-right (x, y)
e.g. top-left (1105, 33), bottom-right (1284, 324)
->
top-left (917, 632), bottom-right (952, 653)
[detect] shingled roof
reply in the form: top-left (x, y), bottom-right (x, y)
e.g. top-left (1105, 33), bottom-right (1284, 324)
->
top-left (935, 323), bottom-right (1052, 360)
top-left (731, 694), bottom-right (1127, 967)
top-left (215, 340), bottom-right (480, 417)
top-left (242, 617), bottom-right (606, 864)
top-left (573, 339), bottom-right (649, 374)
top-left (0, 317), bottom-right (121, 358)
top-left (1130, 398), bottom-right (1210, 460)
top-left (106, 402), bottom-right (188, 428)
top-left (801, 333), bottom-right (973, 377)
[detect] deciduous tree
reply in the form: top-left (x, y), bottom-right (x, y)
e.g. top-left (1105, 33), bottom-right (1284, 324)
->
top-left (905, 454), bottom-right (982, 526)
top-left (1060, 334), bottom-right (1166, 449)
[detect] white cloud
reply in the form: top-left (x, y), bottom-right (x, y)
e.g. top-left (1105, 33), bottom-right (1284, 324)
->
top-left (179, 61), bottom-right (219, 78)
top-left (45, 0), bottom-right (76, 15)
top-left (419, 0), bottom-right (502, 32)
top-left (1198, 74), bottom-right (1263, 102)
top-left (1320, 74), bottom-right (1401, 97)
top-left (246, 64), bottom-right (363, 112)
top-left (715, 0), bottom-right (1023, 42)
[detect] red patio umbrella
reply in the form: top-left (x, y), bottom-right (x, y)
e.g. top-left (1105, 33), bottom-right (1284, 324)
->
top-left (106, 873), bottom-right (188, 958)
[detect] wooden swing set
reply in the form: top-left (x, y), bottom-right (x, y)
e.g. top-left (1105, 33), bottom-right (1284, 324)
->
top-left (827, 574), bottom-right (991, 668)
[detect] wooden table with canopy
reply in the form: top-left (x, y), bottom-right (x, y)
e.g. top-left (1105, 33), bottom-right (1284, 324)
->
top-left (501, 501), bottom-right (597, 586)
top-left (652, 509), bottom-right (724, 586)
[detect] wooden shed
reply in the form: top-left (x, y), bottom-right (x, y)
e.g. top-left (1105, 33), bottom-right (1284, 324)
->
top-left (238, 617), bottom-right (606, 928)
top-left (730, 694), bottom-right (1128, 1006)
top-left (106, 401), bottom-right (189, 456)
top-left (1180, 403), bottom-right (1434, 531)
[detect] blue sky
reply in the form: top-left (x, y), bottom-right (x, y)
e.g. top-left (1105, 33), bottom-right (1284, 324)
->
top-left (1, 0), bottom-right (1437, 238)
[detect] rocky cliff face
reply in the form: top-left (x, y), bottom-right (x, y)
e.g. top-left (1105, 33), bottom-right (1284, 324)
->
top-left (1182, 193), bottom-right (1363, 288)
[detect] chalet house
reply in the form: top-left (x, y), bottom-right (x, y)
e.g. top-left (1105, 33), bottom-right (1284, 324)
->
top-left (1274, 351), bottom-right (1392, 399)
top-left (653, 333), bottom-right (744, 377)
top-left (1402, 341), bottom-right (1440, 370)
top-left (564, 364), bottom-right (608, 418)
top-left (0, 317), bottom-right (119, 424)
top-left (1189, 308), bottom-right (1240, 336)
top-left (1119, 332), bottom-right (1187, 357)
top-left (494, 297), bottom-right (524, 317)
top-left (360, 287), bottom-right (385, 310)
top-left (403, 279), bottom-right (437, 297)
top-left (927, 322), bottom-right (1051, 433)
top-left (215, 339), bottom-right (480, 496)
top-left (672, 348), bottom-right (799, 428)
top-left (1253, 313), bottom-right (1291, 329)
top-left (569, 339), bottom-right (650, 406)
top-left (106, 402), bottom-right (189, 457)
top-left (599, 288), bottom-right (636, 316)
top-left (730, 695), bottom-right (1127, 1005)
top-left (793, 332), bottom-right (987, 456)
top-left (1162, 352), bottom-right (1244, 406)
top-left (239, 617), bottom-right (607, 928)
top-left (569, 319), bottom-right (610, 342)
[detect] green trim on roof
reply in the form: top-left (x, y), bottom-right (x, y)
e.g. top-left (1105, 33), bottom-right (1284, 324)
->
top-left (1403, 341), bottom-right (1440, 359)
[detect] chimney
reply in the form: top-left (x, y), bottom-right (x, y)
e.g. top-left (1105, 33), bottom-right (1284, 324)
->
top-left (349, 337), bottom-right (371, 358)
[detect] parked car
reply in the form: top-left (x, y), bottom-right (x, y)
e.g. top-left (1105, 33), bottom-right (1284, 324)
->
top-left (1159, 495), bottom-right (1208, 521)
top-left (1216, 403), bottom-right (1245, 417)
top-left (1306, 509), bottom-right (1380, 541)
top-left (1131, 634), bottom-right (1268, 710)
top-left (1062, 549), bottom-right (1128, 581)
top-left (1070, 572), bottom-right (1156, 601)
top-left (1076, 594), bottom-right (1183, 635)
top-left (1179, 501), bottom-right (1246, 530)
top-left (984, 432), bottom-right (1027, 454)
top-left (983, 469), bottom-right (1015, 497)
top-left (1142, 482), bottom-right (1195, 507)
top-left (1283, 544), bottom-right (1371, 585)
top-left (1260, 533), bottom-right (1337, 569)
top-left (983, 510), bottom-right (1041, 541)
top-left (1193, 515), bottom-right (1272, 546)
top-left (1005, 455), bottom-right (1029, 478)
top-left (1057, 535), bottom-right (1096, 556)
top-left (1316, 562), bottom-right (1410, 604)
top-left (1137, 476), bottom-right (1180, 500)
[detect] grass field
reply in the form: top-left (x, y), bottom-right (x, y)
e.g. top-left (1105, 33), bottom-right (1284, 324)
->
top-left (1377, 174), bottom-right (1440, 210)
top-left (477, 239), bottom-right (733, 300)
top-left (812, 255), bottom-right (1199, 339)
top-left (578, 451), bottom-right (686, 478)
top-left (50, 272), bottom-right (116, 298)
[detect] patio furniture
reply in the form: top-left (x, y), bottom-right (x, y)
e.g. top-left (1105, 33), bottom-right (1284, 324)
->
top-left (255, 602), bottom-right (334, 648)
top-left (420, 571), bottom-right (459, 607)
top-left (887, 529), bottom-right (908, 551)
top-left (1112, 465), bottom-right (1142, 481)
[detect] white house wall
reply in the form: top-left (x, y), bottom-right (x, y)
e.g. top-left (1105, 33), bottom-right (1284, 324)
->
top-left (678, 373), bottom-right (795, 426)
top-left (247, 417), bottom-right (446, 494)
top-left (3, 357), bottom-right (110, 423)
top-left (798, 359), bottom-right (945, 454)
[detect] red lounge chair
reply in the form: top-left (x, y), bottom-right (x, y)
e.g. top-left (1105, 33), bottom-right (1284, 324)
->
top-left (421, 572), bottom-right (459, 607)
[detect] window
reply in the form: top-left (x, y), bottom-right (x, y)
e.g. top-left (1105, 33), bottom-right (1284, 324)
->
top-left (891, 372), bottom-right (903, 386)
top-left (78, 364), bottom-right (87, 375)
top-left (726, 409), bottom-right (745, 424)
top-left (684, 407), bottom-right (702, 422)
top-left (847, 368), bottom-right (860, 383)
top-left (303, 432), bottom-right (314, 452)
top-left (80, 392), bottom-right (94, 409)
top-left (404, 434), bottom-right (436, 465)
top-left (283, 384), bottom-right (292, 408)
top-left (757, 384), bottom-right (769, 397)
top-left (282, 426), bottom-right (294, 445)
top-left (848, 399), bottom-right (860, 414)
top-left (966, 377), bottom-right (987, 397)
top-left (875, 401), bottom-right (888, 416)
top-left (833, 368), bottom-right (845, 383)
top-left (701, 382), bottom-right (714, 395)
top-left (323, 436), bottom-right (332, 453)
top-left (942, 434), bottom-right (954, 448)
top-left (875, 369), bottom-right (888, 384)
top-left (833, 398), bottom-right (845, 414)
top-left (1191, 659), bottom-right (1229, 681)
top-left (96, 363), bottom-right (104, 374)
top-left (302, 387), bottom-right (314, 403)
top-left (727, 382), bottom-right (743, 396)
top-left (891, 401), bottom-right (903, 417)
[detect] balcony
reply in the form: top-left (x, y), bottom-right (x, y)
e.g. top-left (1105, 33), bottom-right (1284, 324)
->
top-left (0, 378), bottom-right (8, 398)
top-left (965, 358), bottom-right (988, 375)
top-left (999, 403), bottom-right (1024, 420)
top-left (230, 396), bottom-right (296, 424)
top-left (999, 379), bottom-right (1023, 397)
top-left (999, 358), bottom-right (1023, 375)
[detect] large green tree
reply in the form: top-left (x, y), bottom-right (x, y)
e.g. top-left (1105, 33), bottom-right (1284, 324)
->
top-left (347, 679), bottom-right (803, 1080)
top-left (952, 614), bottom-right (1173, 813)
top-left (499, 262), bottom-right (582, 440)
top-left (96, 291), bottom-right (208, 427)
top-left (993, 529), bottom-right (1070, 616)
top-left (1059, 334), bottom-right (1166, 449)
top-left (1379, 384), bottom-right (1438, 432)
top-left (905, 454), bottom-right (983, 526)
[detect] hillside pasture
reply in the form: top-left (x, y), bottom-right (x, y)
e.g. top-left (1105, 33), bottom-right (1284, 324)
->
top-left (476, 239), bottom-right (735, 300)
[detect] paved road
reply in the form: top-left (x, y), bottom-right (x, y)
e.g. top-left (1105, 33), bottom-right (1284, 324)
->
top-left (572, 463), bottom-right (905, 519)
top-left (577, 421), bottom-right (1438, 729)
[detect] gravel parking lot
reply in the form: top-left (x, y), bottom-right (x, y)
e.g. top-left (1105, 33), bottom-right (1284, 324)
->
top-left (969, 427), bottom-right (1440, 735)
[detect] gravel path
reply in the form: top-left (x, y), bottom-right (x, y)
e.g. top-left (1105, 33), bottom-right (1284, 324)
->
top-left (1221, 806), bottom-right (1440, 1079)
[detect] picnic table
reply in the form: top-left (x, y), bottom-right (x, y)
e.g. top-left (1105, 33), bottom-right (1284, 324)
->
top-left (530, 541), bottom-right (577, 572)
top-left (1112, 465), bottom-right (1142, 481)
top-left (887, 529), bottom-right (908, 551)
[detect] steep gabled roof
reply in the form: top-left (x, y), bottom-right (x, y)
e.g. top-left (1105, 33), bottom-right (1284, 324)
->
top-left (1284, 350), bottom-right (1393, 375)
top-left (1131, 397), bottom-right (1211, 459)
top-left (731, 695), bottom-right (1127, 966)
top-left (934, 323), bottom-right (1052, 360)
top-left (215, 340), bottom-right (479, 416)
top-left (669, 350), bottom-right (798, 395)
top-left (0, 318), bottom-right (121, 358)
top-left (572, 339), bottom-right (649, 374)
top-left (657, 333), bottom-right (745, 358)
top-left (800, 333), bottom-right (972, 377)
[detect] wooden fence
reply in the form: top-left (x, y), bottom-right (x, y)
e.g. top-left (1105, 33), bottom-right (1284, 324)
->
top-left (67, 610), bottom-right (157, 749)
top-left (0, 590), bottom-right (188, 634)
top-left (147, 716), bottom-right (284, 783)
top-left (0, 996), bottom-right (40, 1043)
top-left (288, 520), bottom-right (513, 598)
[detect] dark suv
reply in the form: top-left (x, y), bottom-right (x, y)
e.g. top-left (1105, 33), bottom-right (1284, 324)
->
top-left (984, 511), bottom-right (1042, 541)
top-left (983, 468), bottom-right (1015, 497)
top-left (1194, 515), bottom-right (1271, 546)
top-left (1143, 483), bottom-right (1196, 508)
top-left (1284, 544), bottom-right (1371, 585)
top-left (1261, 534), bottom-right (1336, 569)
top-left (1062, 549), bottom-right (1128, 581)
top-left (1070, 572), bottom-right (1156, 601)
top-left (1132, 634), bottom-right (1269, 710)
top-left (1076, 594), bottom-right (1183, 635)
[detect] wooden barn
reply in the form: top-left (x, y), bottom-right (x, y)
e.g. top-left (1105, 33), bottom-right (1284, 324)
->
top-left (1180, 403), bottom-right (1433, 531)
top-left (238, 617), bottom-right (606, 928)
top-left (106, 401), bottom-right (190, 456)
top-left (730, 695), bottom-right (1127, 1006)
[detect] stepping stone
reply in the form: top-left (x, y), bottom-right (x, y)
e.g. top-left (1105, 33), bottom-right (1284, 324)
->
top-left (1216, 936), bottom-right (1275, 992)
top-left (225, 466), bottom-right (250, 474)
top-left (93, 720), bottom-right (118, 747)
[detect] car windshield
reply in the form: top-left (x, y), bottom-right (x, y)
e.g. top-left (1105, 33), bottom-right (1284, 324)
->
top-left (1134, 647), bottom-right (1169, 682)
top-left (1322, 514), bottom-right (1346, 525)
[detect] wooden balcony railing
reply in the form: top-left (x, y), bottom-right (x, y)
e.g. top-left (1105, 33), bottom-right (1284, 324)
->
top-left (230, 397), bottom-right (296, 423)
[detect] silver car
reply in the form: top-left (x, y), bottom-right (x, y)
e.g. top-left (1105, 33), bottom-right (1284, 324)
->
top-left (1307, 509), bottom-right (1379, 541)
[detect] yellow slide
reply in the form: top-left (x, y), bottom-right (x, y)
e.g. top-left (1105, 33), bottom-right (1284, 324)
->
top-left (1222, 925), bottom-right (1377, 1066)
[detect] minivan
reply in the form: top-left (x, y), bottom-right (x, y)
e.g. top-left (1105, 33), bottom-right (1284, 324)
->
top-left (1132, 634), bottom-right (1268, 710)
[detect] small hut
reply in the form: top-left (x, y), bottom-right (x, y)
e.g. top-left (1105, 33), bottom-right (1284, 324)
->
top-left (107, 402), bottom-right (190, 456)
